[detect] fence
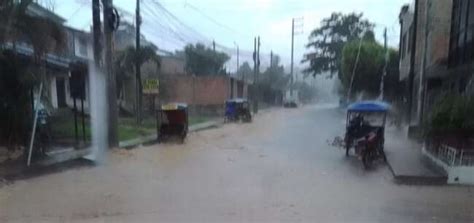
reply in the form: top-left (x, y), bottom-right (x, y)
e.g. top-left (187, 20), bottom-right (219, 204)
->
top-left (426, 144), bottom-right (474, 167)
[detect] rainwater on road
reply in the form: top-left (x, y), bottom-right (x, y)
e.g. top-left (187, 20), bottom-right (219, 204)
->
top-left (1, 105), bottom-right (473, 222)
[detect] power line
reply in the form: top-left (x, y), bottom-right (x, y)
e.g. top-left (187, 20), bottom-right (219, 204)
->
top-left (141, 5), bottom-right (189, 42)
top-left (149, 0), bottom-right (212, 43)
top-left (183, 1), bottom-right (250, 38)
top-left (143, 1), bottom-right (252, 55)
top-left (67, 0), bottom-right (89, 20)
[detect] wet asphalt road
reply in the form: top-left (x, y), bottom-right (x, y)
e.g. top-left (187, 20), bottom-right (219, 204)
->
top-left (1, 105), bottom-right (473, 222)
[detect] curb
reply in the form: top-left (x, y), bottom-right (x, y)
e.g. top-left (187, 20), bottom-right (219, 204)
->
top-left (0, 122), bottom-right (224, 181)
top-left (119, 120), bottom-right (224, 149)
top-left (386, 159), bottom-right (448, 185)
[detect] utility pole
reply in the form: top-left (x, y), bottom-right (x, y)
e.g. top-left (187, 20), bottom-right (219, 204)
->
top-left (233, 42), bottom-right (239, 78)
top-left (347, 36), bottom-right (364, 101)
top-left (407, 0), bottom-right (419, 123)
top-left (380, 27), bottom-right (388, 100)
top-left (417, 0), bottom-right (430, 125)
top-left (290, 18), bottom-right (295, 97)
top-left (270, 50), bottom-right (273, 68)
top-left (256, 36), bottom-right (260, 112)
top-left (103, 0), bottom-right (118, 147)
top-left (237, 46), bottom-right (239, 76)
top-left (92, 0), bottom-right (102, 67)
top-left (135, 0), bottom-right (142, 124)
top-left (212, 40), bottom-right (216, 52)
top-left (253, 37), bottom-right (256, 111)
top-left (252, 37), bottom-right (259, 114)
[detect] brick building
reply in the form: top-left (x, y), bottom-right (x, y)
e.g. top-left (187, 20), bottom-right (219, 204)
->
top-left (399, 0), bottom-right (453, 123)
top-left (160, 75), bottom-right (247, 115)
top-left (399, 0), bottom-right (474, 184)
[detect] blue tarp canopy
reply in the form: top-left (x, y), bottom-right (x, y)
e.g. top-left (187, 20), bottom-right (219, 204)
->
top-left (347, 101), bottom-right (390, 112)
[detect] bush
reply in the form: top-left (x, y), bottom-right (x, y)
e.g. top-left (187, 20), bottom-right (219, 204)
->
top-left (426, 94), bottom-right (474, 136)
top-left (0, 51), bottom-right (35, 149)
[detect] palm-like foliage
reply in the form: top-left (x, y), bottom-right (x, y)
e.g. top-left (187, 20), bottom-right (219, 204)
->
top-left (115, 45), bottom-right (161, 123)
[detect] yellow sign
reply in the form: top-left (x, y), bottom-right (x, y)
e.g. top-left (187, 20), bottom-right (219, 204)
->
top-left (162, 103), bottom-right (178, 110)
top-left (142, 79), bottom-right (159, 94)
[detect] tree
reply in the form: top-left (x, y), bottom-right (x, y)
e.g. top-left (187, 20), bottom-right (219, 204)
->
top-left (1, 0), bottom-right (65, 58)
top-left (302, 13), bottom-right (374, 78)
top-left (184, 43), bottom-right (230, 76)
top-left (340, 39), bottom-right (400, 101)
top-left (237, 61), bottom-right (253, 81)
top-left (256, 54), bottom-right (290, 104)
top-left (293, 81), bottom-right (317, 103)
top-left (261, 55), bottom-right (289, 91)
top-left (114, 45), bottom-right (161, 124)
top-left (0, 0), bottom-right (66, 149)
top-left (35, 0), bottom-right (56, 11)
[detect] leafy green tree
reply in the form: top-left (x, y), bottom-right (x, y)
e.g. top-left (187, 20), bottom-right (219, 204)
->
top-left (261, 55), bottom-right (289, 91)
top-left (341, 40), bottom-right (384, 98)
top-left (256, 55), bottom-right (290, 104)
top-left (293, 81), bottom-right (317, 103)
top-left (340, 39), bottom-right (400, 101)
top-left (425, 94), bottom-right (474, 144)
top-left (184, 43), bottom-right (230, 76)
top-left (302, 13), bottom-right (374, 78)
top-left (1, 0), bottom-right (65, 59)
top-left (237, 61), bottom-right (253, 81)
top-left (114, 45), bottom-right (161, 124)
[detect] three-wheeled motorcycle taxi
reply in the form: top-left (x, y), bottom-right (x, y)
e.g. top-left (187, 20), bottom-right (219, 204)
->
top-left (344, 101), bottom-right (389, 168)
top-left (224, 98), bottom-right (252, 123)
top-left (157, 103), bottom-right (188, 143)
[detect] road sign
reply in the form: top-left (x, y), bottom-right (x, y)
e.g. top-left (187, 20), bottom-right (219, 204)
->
top-left (143, 79), bottom-right (159, 94)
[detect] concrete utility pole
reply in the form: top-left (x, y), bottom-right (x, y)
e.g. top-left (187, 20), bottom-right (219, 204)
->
top-left (417, 0), bottom-right (430, 125)
top-left (347, 36), bottom-right (364, 101)
top-left (256, 36), bottom-right (260, 112)
top-left (290, 18), bottom-right (295, 96)
top-left (253, 37), bottom-right (257, 113)
top-left (92, 0), bottom-right (102, 67)
top-left (136, 0), bottom-right (142, 125)
top-left (233, 42), bottom-right (239, 78)
top-left (252, 37), bottom-right (260, 114)
top-left (289, 17), bottom-right (304, 96)
top-left (103, 0), bottom-right (118, 147)
top-left (270, 50), bottom-right (273, 68)
top-left (379, 27), bottom-right (388, 100)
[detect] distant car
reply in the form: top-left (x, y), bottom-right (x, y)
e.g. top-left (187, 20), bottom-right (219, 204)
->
top-left (283, 101), bottom-right (298, 108)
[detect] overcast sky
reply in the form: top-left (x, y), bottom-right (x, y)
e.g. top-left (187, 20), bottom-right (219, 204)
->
top-left (53, 0), bottom-right (409, 72)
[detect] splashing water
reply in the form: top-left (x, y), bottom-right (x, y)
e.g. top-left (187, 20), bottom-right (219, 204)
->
top-left (84, 62), bottom-right (108, 163)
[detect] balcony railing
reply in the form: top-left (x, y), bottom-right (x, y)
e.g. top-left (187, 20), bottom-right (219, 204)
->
top-left (426, 144), bottom-right (474, 167)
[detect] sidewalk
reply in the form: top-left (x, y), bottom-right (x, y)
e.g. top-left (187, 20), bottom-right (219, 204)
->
top-left (0, 119), bottom-right (225, 180)
top-left (385, 127), bottom-right (448, 185)
top-left (119, 119), bottom-right (224, 148)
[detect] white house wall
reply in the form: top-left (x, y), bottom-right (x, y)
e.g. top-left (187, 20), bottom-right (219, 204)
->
top-left (50, 76), bottom-right (58, 108)
top-left (422, 146), bottom-right (474, 185)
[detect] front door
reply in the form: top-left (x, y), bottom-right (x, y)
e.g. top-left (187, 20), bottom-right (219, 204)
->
top-left (56, 78), bottom-right (67, 108)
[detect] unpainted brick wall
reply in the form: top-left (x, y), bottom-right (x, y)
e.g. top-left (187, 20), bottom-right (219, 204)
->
top-left (162, 76), bottom-right (231, 105)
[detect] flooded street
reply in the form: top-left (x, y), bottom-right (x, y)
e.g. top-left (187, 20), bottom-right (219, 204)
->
top-left (1, 105), bottom-right (473, 222)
